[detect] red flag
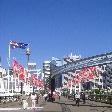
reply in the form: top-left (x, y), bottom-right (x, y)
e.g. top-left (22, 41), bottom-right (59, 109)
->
top-left (18, 64), bottom-right (24, 80)
top-left (12, 59), bottom-right (19, 77)
top-left (39, 80), bottom-right (43, 87)
top-left (88, 73), bottom-right (94, 79)
top-left (36, 79), bottom-right (39, 86)
top-left (89, 66), bottom-right (96, 72)
top-left (31, 74), bottom-right (36, 85)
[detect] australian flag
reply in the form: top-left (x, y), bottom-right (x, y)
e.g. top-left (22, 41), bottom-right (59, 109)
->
top-left (10, 41), bottom-right (28, 49)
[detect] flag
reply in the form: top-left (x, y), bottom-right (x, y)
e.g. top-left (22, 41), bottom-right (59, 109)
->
top-left (12, 59), bottom-right (19, 77)
top-left (18, 43), bottom-right (28, 49)
top-left (10, 41), bottom-right (19, 49)
top-left (31, 74), bottom-right (36, 85)
top-left (18, 64), bottom-right (24, 80)
top-left (10, 40), bottom-right (28, 49)
top-left (36, 79), bottom-right (39, 86)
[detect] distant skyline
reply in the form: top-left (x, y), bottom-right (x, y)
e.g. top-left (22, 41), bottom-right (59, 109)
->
top-left (0, 0), bottom-right (112, 69)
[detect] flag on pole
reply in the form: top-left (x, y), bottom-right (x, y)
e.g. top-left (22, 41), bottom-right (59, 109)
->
top-left (18, 64), bottom-right (24, 80)
top-left (10, 40), bottom-right (28, 49)
top-left (12, 59), bottom-right (19, 77)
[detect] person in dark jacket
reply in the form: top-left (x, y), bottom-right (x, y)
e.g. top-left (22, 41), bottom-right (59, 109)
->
top-left (81, 92), bottom-right (86, 104)
top-left (36, 93), bottom-right (39, 104)
top-left (73, 93), bottom-right (76, 101)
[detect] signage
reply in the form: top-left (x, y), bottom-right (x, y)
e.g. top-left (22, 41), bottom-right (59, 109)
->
top-left (51, 52), bottom-right (112, 77)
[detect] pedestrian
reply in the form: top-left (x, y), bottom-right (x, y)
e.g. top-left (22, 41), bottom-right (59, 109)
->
top-left (73, 93), bottom-right (76, 101)
top-left (36, 93), bottom-right (39, 104)
top-left (31, 93), bottom-right (36, 108)
top-left (58, 92), bottom-right (61, 100)
top-left (22, 91), bottom-right (28, 110)
top-left (43, 93), bottom-right (48, 102)
top-left (81, 92), bottom-right (86, 104)
top-left (75, 92), bottom-right (80, 107)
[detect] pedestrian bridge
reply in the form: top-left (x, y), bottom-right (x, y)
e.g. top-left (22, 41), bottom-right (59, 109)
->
top-left (51, 52), bottom-right (112, 78)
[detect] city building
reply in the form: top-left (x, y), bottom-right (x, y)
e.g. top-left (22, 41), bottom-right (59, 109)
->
top-left (102, 64), bottom-right (112, 90)
top-left (62, 54), bottom-right (82, 93)
top-left (0, 65), bottom-right (7, 96)
top-left (43, 61), bottom-right (51, 91)
top-left (26, 62), bottom-right (38, 93)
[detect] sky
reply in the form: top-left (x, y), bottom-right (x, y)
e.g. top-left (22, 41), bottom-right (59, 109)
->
top-left (0, 0), bottom-right (112, 69)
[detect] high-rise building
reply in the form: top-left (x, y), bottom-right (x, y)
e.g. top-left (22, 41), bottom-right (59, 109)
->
top-left (102, 64), bottom-right (112, 89)
top-left (43, 61), bottom-right (51, 91)
top-left (26, 62), bottom-right (38, 93)
top-left (0, 66), bottom-right (7, 96)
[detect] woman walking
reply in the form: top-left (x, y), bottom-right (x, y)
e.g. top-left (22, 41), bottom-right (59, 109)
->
top-left (75, 92), bottom-right (80, 107)
top-left (31, 93), bottom-right (37, 108)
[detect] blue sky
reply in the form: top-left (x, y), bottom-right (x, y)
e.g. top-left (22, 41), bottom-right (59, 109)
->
top-left (0, 0), bottom-right (112, 69)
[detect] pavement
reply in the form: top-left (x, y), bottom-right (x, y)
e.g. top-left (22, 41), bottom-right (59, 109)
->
top-left (0, 96), bottom-right (112, 112)
top-left (58, 97), bottom-right (112, 112)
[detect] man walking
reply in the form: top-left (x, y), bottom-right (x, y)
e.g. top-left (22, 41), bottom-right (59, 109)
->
top-left (73, 93), bottom-right (76, 101)
top-left (36, 93), bottom-right (39, 104)
top-left (22, 91), bottom-right (28, 110)
top-left (81, 92), bottom-right (86, 104)
top-left (31, 93), bottom-right (36, 108)
top-left (75, 92), bottom-right (80, 107)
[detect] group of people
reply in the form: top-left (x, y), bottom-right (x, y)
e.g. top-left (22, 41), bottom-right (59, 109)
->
top-left (21, 91), bottom-right (86, 109)
top-left (74, 92), bottom-right (86, 107)
top-left (21, 92), bottom-right (39, 110)
top-left (43, 91), bottom-right (61, 102)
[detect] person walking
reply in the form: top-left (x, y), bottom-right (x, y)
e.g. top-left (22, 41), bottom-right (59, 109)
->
top-left (22, 92), bottom-right (28, 110)
top-left (36, 93), bottom-right (39, 104)
top-left (81, 92), bottom-right (86, 104)
top-left (58, 92), bottom-right (61, 100)
top-left (43, 93), bottom-right (48, 102)
top-left (31, 93), bottom-right (36, 108)
top-left (73, 93), bottom-right (76, 101)
top-left (75, 92), bottom-right (80, 107)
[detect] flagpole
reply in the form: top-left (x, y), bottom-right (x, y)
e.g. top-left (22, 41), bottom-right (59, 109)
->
top-left (9, 43), bottom-right (10, 66)
top-left (8, 42), bottom-right (11, 95)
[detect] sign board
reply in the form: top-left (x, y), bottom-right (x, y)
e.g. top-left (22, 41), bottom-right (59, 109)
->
top-left (51, 52), bottom-right (112, 78)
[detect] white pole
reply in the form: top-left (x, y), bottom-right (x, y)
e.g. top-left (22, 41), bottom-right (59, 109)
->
top-left (8, 43), bottom-right (11, 95)
top-left (7, 69), bottom-right (10, 94)
top-left (11, 75), bottom-right (13, 95)
top-left (8, 43), bottom-right (11, 67)
top-left (14, 78), bottom-right (16, 93)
